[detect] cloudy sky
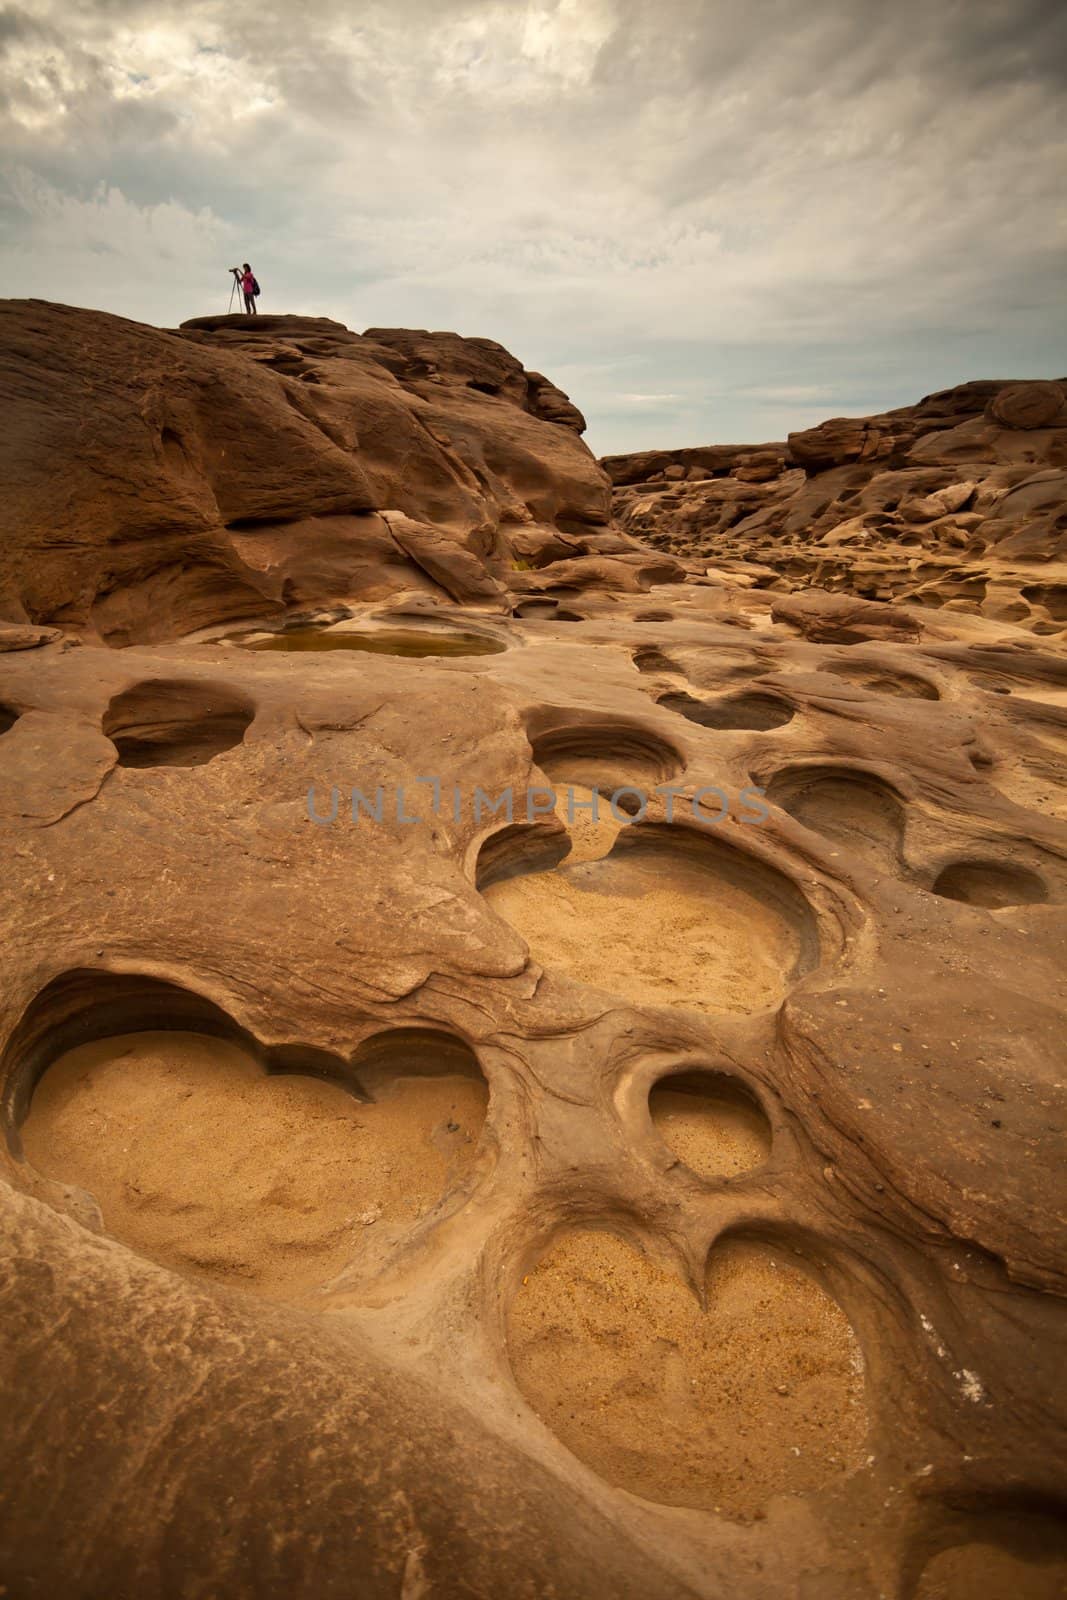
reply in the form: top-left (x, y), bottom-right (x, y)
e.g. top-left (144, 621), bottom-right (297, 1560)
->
top-left (2, 0), bottom-right (1065, 453)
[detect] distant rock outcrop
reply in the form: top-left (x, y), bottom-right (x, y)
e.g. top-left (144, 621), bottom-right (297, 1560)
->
top-left (606, 377), bottom-right (1067, 634)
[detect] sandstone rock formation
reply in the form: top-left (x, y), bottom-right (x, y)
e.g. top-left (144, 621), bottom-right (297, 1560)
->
top-left (606, 379), bottom-right (1067, 636)
top-left (0, 302), bottom-right (677, 647)
top-left (1, 303), bottom-right (1065, 1600)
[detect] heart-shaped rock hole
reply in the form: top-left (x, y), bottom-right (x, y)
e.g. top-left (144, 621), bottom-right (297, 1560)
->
top-left (21, 1029), bottom-right (488, 1302)
top-left (483, 825), bottom-right (818, 1015)
top-left (507, 1229), bottom-right (867, 1519)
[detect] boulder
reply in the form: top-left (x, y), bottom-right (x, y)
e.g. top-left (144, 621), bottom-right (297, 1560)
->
top-left (900, 481), bottom-right (979, 522)
top-left (771, 588), bottom-right (922, 642)
top-left (986, 381), bottom-right (1067, 430)
top-left (0, 623), bottom-right (63, 652)
top-left (383, 514), bottom-right (508, 607)
top-left (524, 371), bottom-right (587, 433)
top-left (787, 418), bottom-right (886, 472)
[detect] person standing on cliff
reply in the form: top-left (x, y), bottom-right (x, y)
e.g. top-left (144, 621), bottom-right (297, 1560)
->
top-left (230, 263), bottom-right (260, 315)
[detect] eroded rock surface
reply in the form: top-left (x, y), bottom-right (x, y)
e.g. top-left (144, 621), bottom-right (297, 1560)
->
top-left (605, 378), bottom-right (1067, 637)
top-left (0, 302), bottom-right (1065, 1599)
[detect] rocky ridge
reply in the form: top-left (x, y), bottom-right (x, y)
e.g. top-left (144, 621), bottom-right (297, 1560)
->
top-left (604, 379), bottom-right (1067, 636)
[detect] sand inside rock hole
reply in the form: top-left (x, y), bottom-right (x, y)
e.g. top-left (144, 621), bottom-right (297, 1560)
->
top-left (507, 1230), bottom-right (868, 1519)
top-left (21, 1031), bottom-right (488, 1301)
top-left (485, 787), bottom-right (806, 1013)
top-left (917, 1543), bottom-right (1067, 1600)
top-left (551, 781), bottom-right (626, 863)
top-left (649, 1081), bottom-right (771, 1179)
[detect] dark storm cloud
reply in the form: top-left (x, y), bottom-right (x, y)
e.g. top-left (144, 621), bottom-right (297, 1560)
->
top-left (0, 5), bottom-right (54, 43)
top-left (0, 0), bottom-right (1063, 450)
top-left (945, 0), bottom-right (1067, 89)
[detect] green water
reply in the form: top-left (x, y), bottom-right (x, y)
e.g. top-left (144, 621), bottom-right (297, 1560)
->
top-left (244, 627), bottom-right (506, 657)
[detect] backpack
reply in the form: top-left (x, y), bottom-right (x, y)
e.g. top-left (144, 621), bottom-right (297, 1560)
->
top-left (251, 276), bottom-right (261, 297)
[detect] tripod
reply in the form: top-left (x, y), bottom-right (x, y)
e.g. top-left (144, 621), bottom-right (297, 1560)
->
top-left (227, 273), bottom-right (240, 314)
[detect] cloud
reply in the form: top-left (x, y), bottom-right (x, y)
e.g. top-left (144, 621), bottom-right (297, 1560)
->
top-left (739, 386), bottom-right (837, 404)
top-left (618, 393), bottom-right (682, 405)
top-left (0, 0), bottom-right (1064, 450)
top-left (0, 164), bottom-right (233, 321)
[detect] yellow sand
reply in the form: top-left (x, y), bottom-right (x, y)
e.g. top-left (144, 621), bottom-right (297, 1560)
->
top-left (22, 1030), bottom-right (487, 1302)
top-left (508, 1231), bottom-right (868, 1519)
top-left (486, 787), bottom-right (804, 1014)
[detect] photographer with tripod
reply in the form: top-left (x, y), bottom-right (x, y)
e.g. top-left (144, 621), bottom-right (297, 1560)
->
top-left (229, 263), bottom-right (260, 315)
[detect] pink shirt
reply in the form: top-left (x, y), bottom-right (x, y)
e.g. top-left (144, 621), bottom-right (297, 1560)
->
top-left (241, 270), bottom-right (255, 294)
